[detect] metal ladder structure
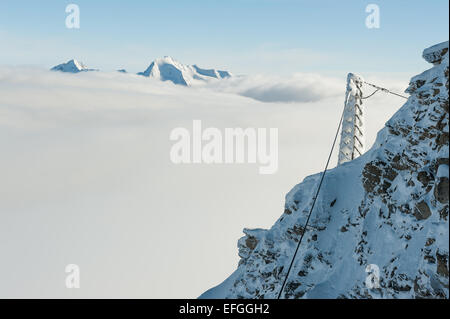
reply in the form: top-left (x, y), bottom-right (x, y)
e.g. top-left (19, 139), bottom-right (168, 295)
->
top-left (338, 73), bottom-right (365, 165)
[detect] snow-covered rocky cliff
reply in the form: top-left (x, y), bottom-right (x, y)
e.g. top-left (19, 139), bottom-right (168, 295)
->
top-left (201, 41), bottom-right (449, 299)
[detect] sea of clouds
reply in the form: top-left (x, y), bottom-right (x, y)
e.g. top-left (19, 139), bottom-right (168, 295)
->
top-left (0, 66), bottom-right (408, 298)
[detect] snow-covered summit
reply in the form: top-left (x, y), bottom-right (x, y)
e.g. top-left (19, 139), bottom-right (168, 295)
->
top-left (51, 59), bottom-right (96, 73)
top-left (137, 56), bottom-right (231, 86)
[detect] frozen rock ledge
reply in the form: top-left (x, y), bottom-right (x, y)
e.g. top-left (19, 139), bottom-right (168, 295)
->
top-left (423, 41), bottom-right (449, 65)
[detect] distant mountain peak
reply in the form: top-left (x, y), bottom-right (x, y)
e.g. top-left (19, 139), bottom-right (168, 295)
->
top-left (137, 57), bottom-right (232, 86)
top-left (51, 59), bottom-right (97, 73)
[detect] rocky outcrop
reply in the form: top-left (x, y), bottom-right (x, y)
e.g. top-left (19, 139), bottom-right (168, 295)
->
top-left (200, 41), bottom-right (449, 299)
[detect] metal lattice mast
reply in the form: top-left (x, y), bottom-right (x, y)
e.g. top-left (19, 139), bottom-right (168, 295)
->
top-left (338, 73), bottom-right (365, 165)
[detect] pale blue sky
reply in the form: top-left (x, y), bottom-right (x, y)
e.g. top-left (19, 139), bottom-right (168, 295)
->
top-left (0, 0), bottom-right (448, 75)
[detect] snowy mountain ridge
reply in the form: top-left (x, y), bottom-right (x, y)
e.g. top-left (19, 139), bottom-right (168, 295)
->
top-left (200, 41), bottom-right (449, 299)
top-left (137, 56), bottom-right (231, 86)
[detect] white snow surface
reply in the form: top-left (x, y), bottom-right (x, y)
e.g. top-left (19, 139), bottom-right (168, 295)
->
top-left (200, 42), bottom-right (449, 299)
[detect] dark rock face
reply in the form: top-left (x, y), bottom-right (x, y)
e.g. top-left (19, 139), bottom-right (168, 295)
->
top-left (434, 177), bottom-right (449, 204)
top-left (414, 201), bottom-right (432, 220)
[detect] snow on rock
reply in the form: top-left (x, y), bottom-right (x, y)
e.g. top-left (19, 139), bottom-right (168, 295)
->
top-left (51, 59), bottom-right (97, 73)
top-left (200, 41), bottom-right (449, 299)
top-left (137, 56), bottom-right (232, 86)
top-left (423, 41), bottom-right (449, 65)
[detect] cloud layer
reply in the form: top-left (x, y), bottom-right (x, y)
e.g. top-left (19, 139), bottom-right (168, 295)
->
top-left (0, 66), bottom-right (408, 298)
top-left (195, 73), bottom-right (343, 103)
